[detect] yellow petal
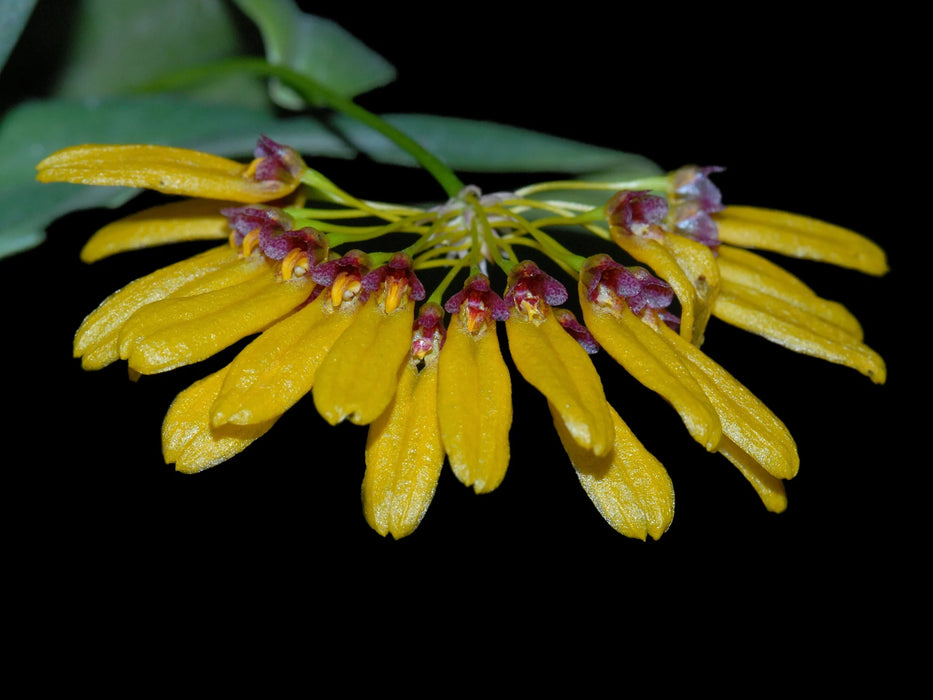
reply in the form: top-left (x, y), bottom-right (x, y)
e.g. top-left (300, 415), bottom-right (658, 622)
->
top-left (506, 310), bottom-right (613, 458)
top-left (211, 293), bottom-right (359, 426)
top-left (312, 296), bottom-right (415, 426)
top-left (717, 437), bottom-right (788, 513)
top-left (363, 360), bottom-right (444, 539)
top-left (162, 365), bottom-right (278, 474)
top-left (648, 314), bottom-right (799, 479)
top-left (661, 232), bottom-right (720, 344)
top-left (715, 205), bottom-right (889, 275)
top-left (609, 226), bottom-right (720, 344)
top-left (74, 244), bottom-right (241, 370)
top-left (550, 401), bottom-right (675, 540)
top-left (36, 144), bottom-right (299, 203)
top-left (580, 285), bottom-right (722, 451)
top-left (119, 269), bottom-right (314, 374)
top-left (714, 285), bottom-right (887, 383)
top-left (716, 244), bottom-right (864, 338)
top-left (80, 199), bottom-right (235, 263)
top-left (436, 314), bottom-right (512, 493)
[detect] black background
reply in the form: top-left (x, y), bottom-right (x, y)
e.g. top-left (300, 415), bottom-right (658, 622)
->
top-left (2, 5), bottom-right (919, 648)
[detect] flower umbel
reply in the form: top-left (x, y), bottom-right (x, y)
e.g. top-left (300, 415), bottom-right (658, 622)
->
top-left (39, 136), bottom-right (888, 540)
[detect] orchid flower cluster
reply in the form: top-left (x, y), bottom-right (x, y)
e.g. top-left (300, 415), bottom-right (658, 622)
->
top-left (36, 131), bottom-right (887, 540)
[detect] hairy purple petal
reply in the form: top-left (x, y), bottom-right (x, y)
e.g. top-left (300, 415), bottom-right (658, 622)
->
top-left (606, 190), bottom-right (669, 235)
top-left (445, 274), bottom-right (510, 322)
top-left (673, 205), bottom-right (720, 248)
top-left (252, 135), bottom-right (305, 182)
top-left (657, 309), bottom-right (682, 332)
top-left (489, 295), bottom-right (511, 321)
top-left (311, 250), bottom-right (371, 287)
top-left (672, 165), bottom-right (725, 213)
top-left (361, 253), bottom-right (426, 301)
top-left (554, 308), bottom-right (600, 354)
top-left (581, 255), bottom-right (674, 315)
top-left (222, 205), bottom-right (291, 246)
top-left (504, 260), bottom-right (569, 311)
top-left (630, 267), bottom-right (675, 308)
top-left (222, 205), bottom-right (325, 263)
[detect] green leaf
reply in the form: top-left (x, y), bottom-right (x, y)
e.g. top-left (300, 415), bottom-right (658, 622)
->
top-left (0, 0), bottom-right (36, 75)
top-left (334, 113), bottom-right (663, 177)
top-left (232, 0), bottom-right (396, 108)
top-left (0, 94), bottom-right (356, 258)
top-left (0, 181), bottom-right (137, 259)
top-left (47, 0), bottom-right (268, 108)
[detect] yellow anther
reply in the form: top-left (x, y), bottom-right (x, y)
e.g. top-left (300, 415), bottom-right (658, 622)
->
top-left (383, 277), bottom-right (408, 314)
top-left (464, 306), bottom-right (485, 334)
top-left (242, 158), bottom-right (262, 179)
top-left (520, 298), bottom-right (544, 321)
top-left (241, 228), bottom-right (260, 257)
top-left (281, 248), bottom-right (310, 281)
top-left (331, 271), bottom-right (362, 308)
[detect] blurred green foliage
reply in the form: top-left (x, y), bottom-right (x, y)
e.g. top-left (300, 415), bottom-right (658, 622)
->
top-left (0, 0), bottom-right (659, 258)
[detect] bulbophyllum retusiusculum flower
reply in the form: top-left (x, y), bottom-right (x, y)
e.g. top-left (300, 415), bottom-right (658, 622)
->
top-left (438, 274), bottom-right (513, 495)
top-left (37, 135), bottom-right (888, 541)
top-left (363, 303), bottom-right (447, 537)
top-left (578, 254), bottom-right (797, 512)
top-left (503, 261), bottom-right (675, 538)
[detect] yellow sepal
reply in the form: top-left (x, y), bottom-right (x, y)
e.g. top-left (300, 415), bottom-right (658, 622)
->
top-left (81, 199), bottom-right (234, 263)
top-left (714, 245), bottom-right (885, 382)
top-left (119, 269), bottom-right (314, 374)
top-left (715, 205), bottom-right (889, 275)
top-left (211, 294), bottom-right (358, 426)
top-left (648, 313), bottom-right (799, 480)
top-left (363, 360), bottom-right (444, 539)
top-left (580, 285), bottom-right (722, 452)
top-left (714, 286), bottom-right (887, 383)
top-left (716, 245), bottom-right (864, 337)
top-left (73, 245), bottom-right (240, 370)
top-left (36, 144), bottom-right (300, 203)
top-left (609, 226), bottom-right (720, 344)
top-left (717, 437), bottom-right (788, 513)
top-left (436, 315), bottom-right (512, 493)
top-left (312, 296), bottom-right (414, 426)
top-left (162, 365), bottom-right (278, 474)
top-left (506, 310), bottom-right (614, 458)
top-left (550, 401), bottom-right (675, 540)
top-left (159, 249), bottom-right (270, 296)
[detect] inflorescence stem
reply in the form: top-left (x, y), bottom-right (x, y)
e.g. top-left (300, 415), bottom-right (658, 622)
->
top-left (140, 57), bottom-right (466, 198)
